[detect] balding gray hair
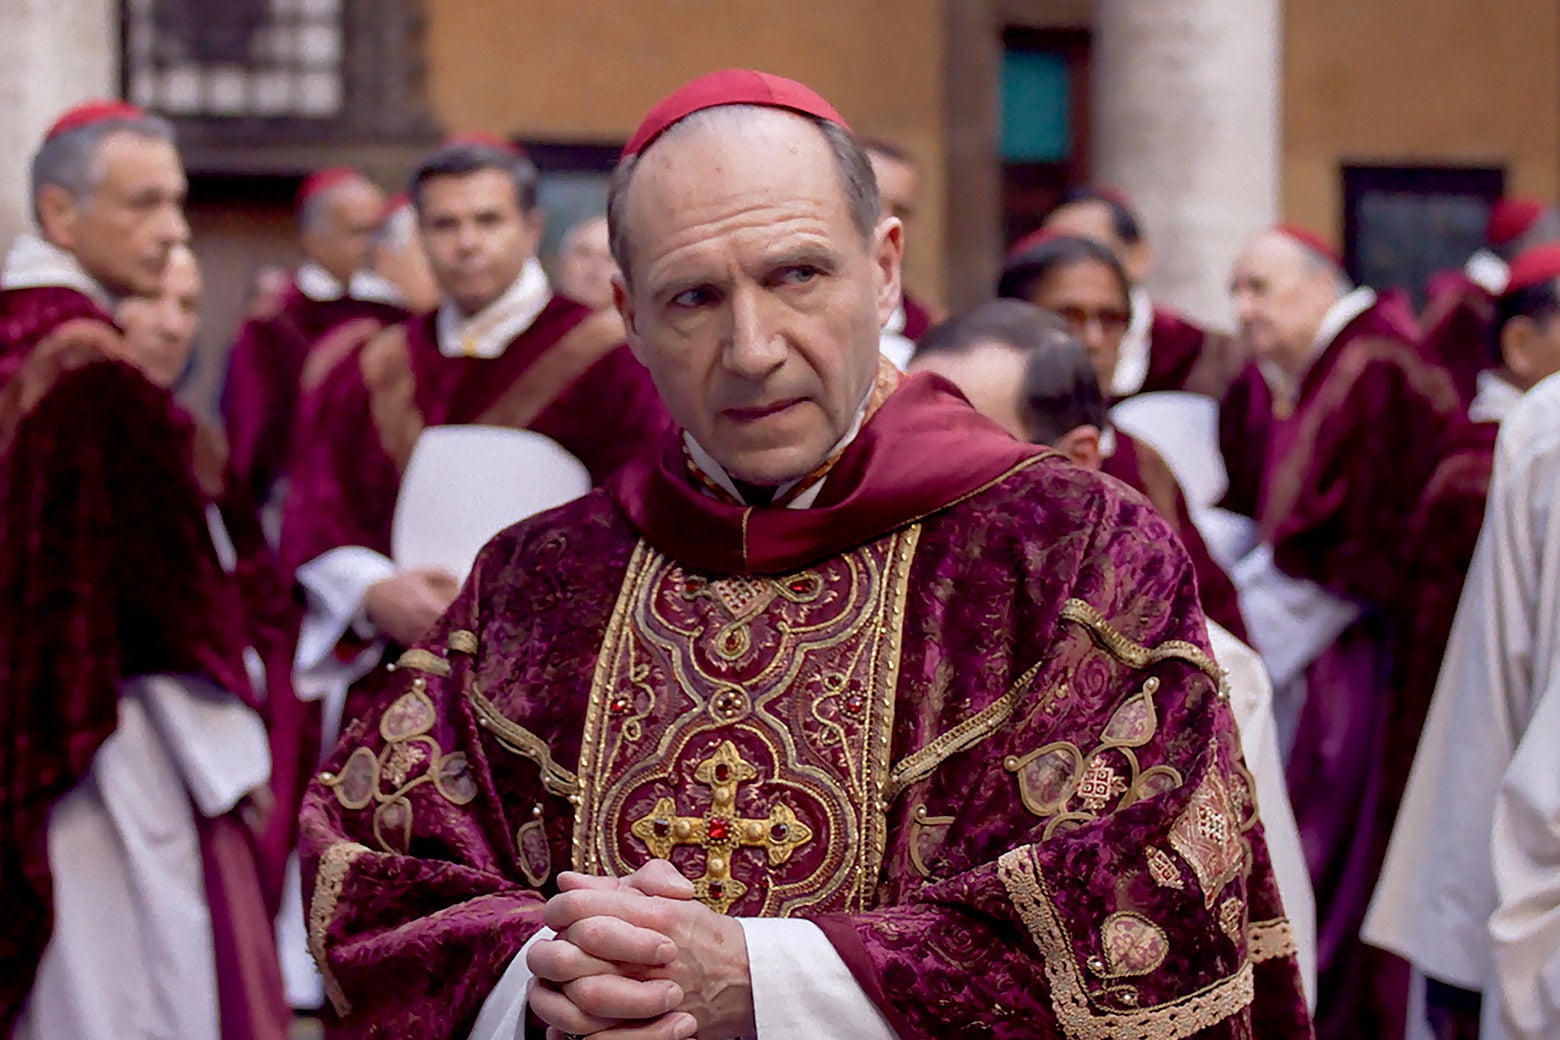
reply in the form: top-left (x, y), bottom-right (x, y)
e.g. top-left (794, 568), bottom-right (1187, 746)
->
top-left (371, 202), bottom-right (418, 254)
top-left (30, 113), bottom-right (176, 226)
top-left (606, 105), bottom-right (881, 286)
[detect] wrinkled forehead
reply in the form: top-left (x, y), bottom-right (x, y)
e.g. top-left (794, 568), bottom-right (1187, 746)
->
top-left (1234, 233), bottom-right (1310, 284)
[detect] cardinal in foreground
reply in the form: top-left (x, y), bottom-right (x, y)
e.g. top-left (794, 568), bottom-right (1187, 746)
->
top-left (301, 69), bottom-right (1313, 1039)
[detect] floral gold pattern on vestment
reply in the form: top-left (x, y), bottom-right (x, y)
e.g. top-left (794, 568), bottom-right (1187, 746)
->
top-left (1100, 911), bottom-right (1171, 977)
top-left (1168, 743), bottom-right (1248, 909)
top-left (1145, 846), bottom-right (1185, 890)
top-left (322, 687), bottom-right (478, 854)
top-left (1004, 676), bottom-right (1182, 837)
top-left (999, 845), bottom-right (1253, 1038)
top-left (1058, 599), bottom-right (1229, 701)
top-left (574, 528), bottom-right (919, 916)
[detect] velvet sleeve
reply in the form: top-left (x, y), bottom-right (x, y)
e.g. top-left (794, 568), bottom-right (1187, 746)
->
top-left (1266, 344), bottom-right (1459, 610)
top-left (1216, 364), bottom-right (1272, 521)
top-left (811, 492), bottom-right (1311, 1039)
top-left (297, 536), bottom-right (556, 1038)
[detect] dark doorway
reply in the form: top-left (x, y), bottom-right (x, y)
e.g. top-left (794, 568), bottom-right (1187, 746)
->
top-left (1342, 165), bottom-right (1506, 310)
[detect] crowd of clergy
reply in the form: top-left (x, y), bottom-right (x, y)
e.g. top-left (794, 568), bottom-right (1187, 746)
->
top-left (2, 68), bottom-right (1559, 1040)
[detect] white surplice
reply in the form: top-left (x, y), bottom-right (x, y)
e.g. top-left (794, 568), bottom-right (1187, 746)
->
top-left (1207, 622), bottom-right (1318, 1010)
top-left (14, 675), bottom-right (270, 1040)
top-left (1364, 371), bottom-right (1560, 1040)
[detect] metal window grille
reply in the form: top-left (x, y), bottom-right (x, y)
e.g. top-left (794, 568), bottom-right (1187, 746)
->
top-left (124, 0), bottom-right (345, 120)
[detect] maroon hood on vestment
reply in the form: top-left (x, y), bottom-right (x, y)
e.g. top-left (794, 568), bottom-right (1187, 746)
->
top-left (607, 372), bottom-right (1050, 575)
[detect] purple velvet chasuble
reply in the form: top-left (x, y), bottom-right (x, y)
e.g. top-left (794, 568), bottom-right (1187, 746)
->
top-left (299, 374), bottom-right (1311, 1038)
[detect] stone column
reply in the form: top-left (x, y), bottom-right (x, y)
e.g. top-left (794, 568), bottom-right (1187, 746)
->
top-left (1091, 0), bottom-right (1281, 329)
top-left (0, 0), bottom-right (118, 252)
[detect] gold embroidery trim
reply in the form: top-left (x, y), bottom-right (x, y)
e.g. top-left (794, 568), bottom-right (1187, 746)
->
top-left (1247, 917), bottom-right (1297, 964)
top-left (393, 647), bottom-right (452, 677)
top-left (883, 658), bottom-right (1044, 805)
top-left (1059, 599), bottom-right (1229, 701)
top-left (308, 841), bottom-right (370, 1017)
top-left (448, 629), bottom-right (478, 655)
top-left (998, 846), bottom-right (1253, 1039)
top-left (468, 681), bottom-right (581, 798)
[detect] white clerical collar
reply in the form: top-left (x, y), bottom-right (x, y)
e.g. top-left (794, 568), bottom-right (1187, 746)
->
top-left (1112, 286), bottom-right (1154, 397)
top-left (883, 300), bottom-right (907, 335)
top-left (0, 233), bottom-right (113, 309)
top-left (1260, 286), bottom-right (1376, 402)
top-left (295, 261), bottom-right (347, 302)
top-left (294, 261), bottom-right (403, 306)
top-left (683, 386), bottom-right (874, 510)
top-left (1098, 424), bottom-right (1118, 459)
top-left (1465, 249), bottom-right (1510, 296)
top-left (435, 258), bottom-right (551, 360)
top-left (877, 299), bottom-right (916, 371)
top-left (1469, 369), bottom-right (1523, 425)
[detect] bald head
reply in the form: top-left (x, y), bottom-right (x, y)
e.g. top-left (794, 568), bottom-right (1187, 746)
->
top-left (608, 104), bottom-right (880, 287)
top-left (1230, 229), bottom-right (1352, 375)
top-left (606, 103), bottom-right (902, 488)
top-left (299, 175), bottom-right (385, 284)
top-left (555, 215), bottom-right (615, 311)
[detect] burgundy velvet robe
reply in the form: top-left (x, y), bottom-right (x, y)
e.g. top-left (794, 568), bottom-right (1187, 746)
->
top-left (1102, 430), bottom-right (1249, 642)
top-left (298, 374), bottom-right (1311, 1039)
top-left (1219, 303), bottom-right (1461, 1040)
top-left (0, 287), bottom-right (267, 1034)
top-left (1137, 305), bottom-right (1249, 400)
top-left (278, 297), bottom-right (669, 772)
top-left (222, 280), bottom-right (406, 506)
top-left (1417, 272), bottom-right (1496, 409)
top-left (901, 291), bottom-right (937, 341)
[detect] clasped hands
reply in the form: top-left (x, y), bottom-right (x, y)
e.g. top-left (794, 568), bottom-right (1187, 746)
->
top-left (526, 860), bottom-right (755, 1040)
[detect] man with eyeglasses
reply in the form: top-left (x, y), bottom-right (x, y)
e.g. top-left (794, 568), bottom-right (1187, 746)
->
top-left (1024, 186), bottom-right (1249, 401)
top-left (998, 231), bottom-right (1248, 642)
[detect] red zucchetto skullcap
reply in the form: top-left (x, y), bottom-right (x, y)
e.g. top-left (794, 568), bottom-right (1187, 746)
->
top-left (1004, 227), bottom-right (1064, 262)
top-left (1504, 243), bottom-right (1560, 294)
top-left (45, 99), bottom-right (148, 141)
top-left (1273, 224), bottom-right (1344, 269)
top-left (1487, 197), bottom-right (1546, 247)
top-left (378, 192), bottom-right (412, 222)
top-left (622, 69), bottom-right (851, 160)
top-left (298, 167), bottom-right (368, 207)
top-left (444, 131), bottom-right (528, 158)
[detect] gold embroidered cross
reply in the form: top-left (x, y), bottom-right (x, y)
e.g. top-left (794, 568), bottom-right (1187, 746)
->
top-left (630, 740), bottom-right (812, 914)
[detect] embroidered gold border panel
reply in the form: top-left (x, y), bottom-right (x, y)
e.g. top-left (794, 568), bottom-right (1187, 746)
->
top-left (571, 529), bottom-right (919, 916)
top-left (308, 841), bottom-right (371, 1016)
top-left (1059, 599), bottom-right (1229, 701)
top-left (1247, 917), bottom-right (1297, 964)
top-left (998, 845), bottom-right (1253, 1039)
